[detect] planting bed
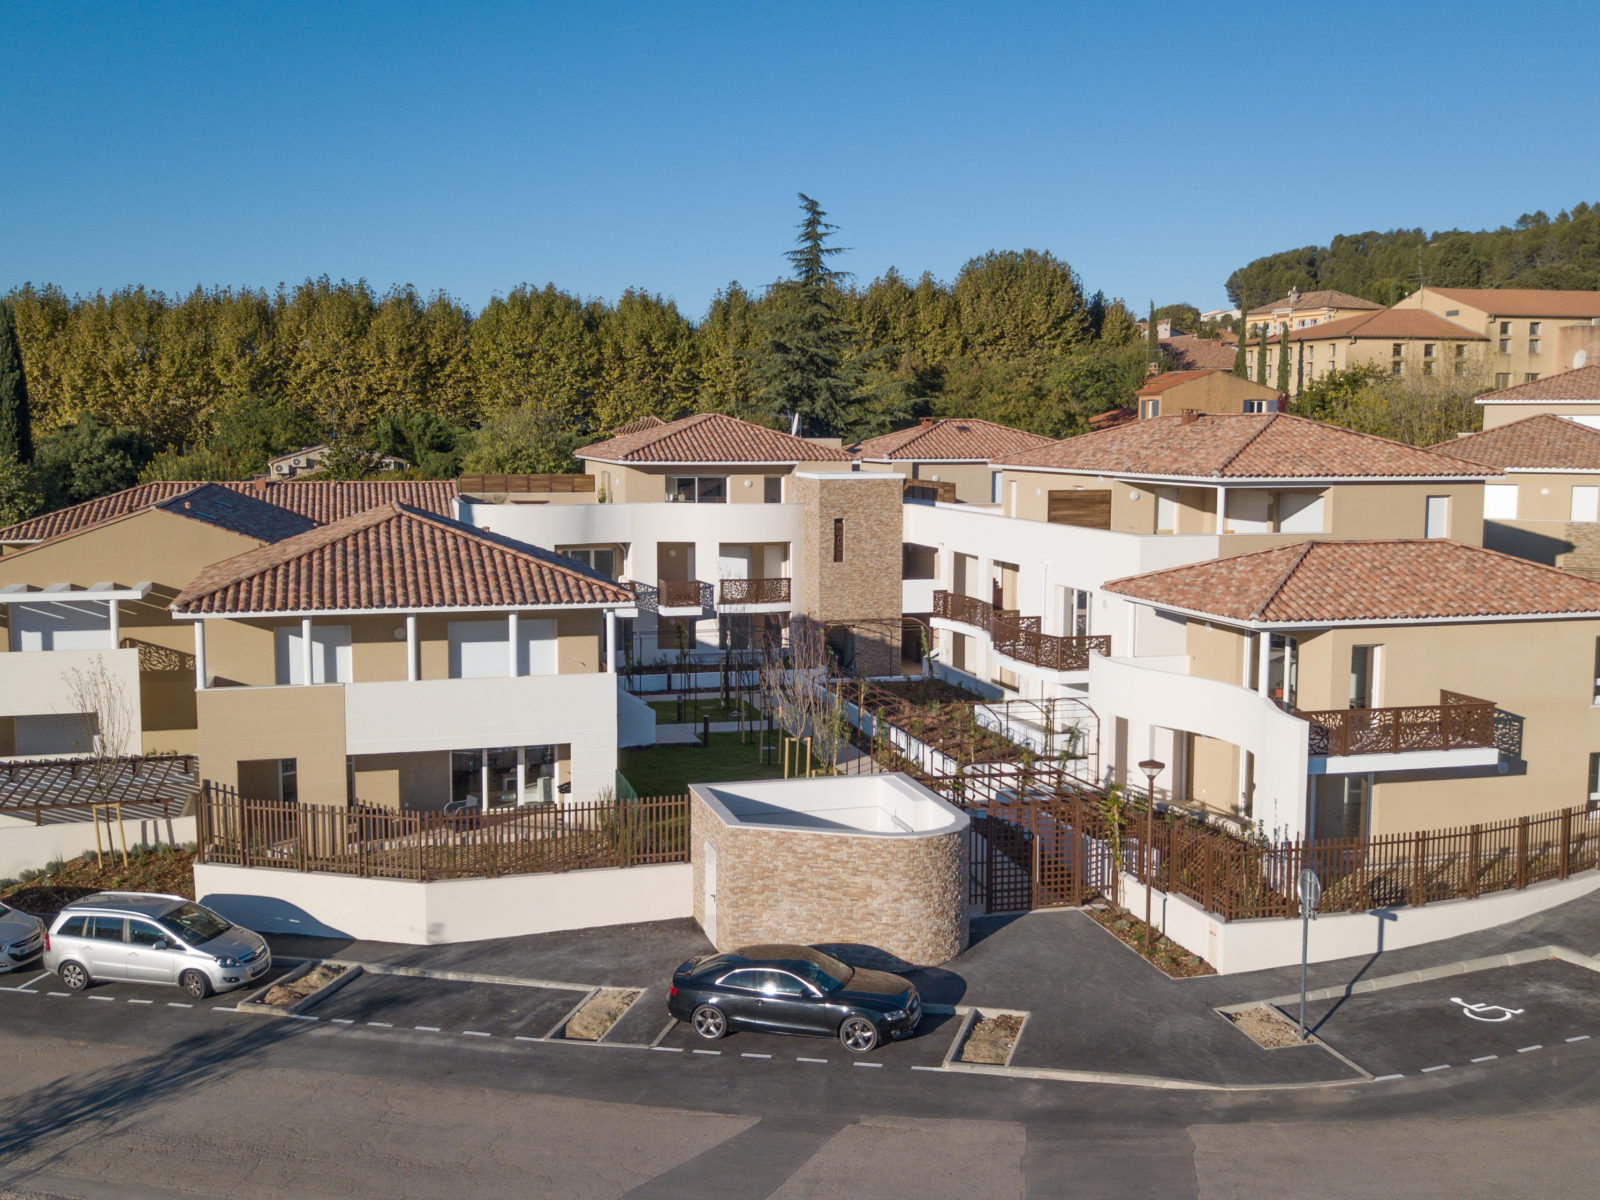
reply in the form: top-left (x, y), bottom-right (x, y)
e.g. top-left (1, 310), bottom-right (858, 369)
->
top-left (561, 987), bottom-right (642, 1040)
top-left (1083, 904), bottom-right (1215, 978)
top-left (957, 1009), bottom-right (1026, 1065)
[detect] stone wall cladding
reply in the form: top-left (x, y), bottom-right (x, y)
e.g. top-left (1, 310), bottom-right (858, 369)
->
top-left (1558, 522), bottom-right (1600, 580)
top-left (793, 473), bottom-right (904, 676)
top-left (689, 790), bottom-right (968, 969)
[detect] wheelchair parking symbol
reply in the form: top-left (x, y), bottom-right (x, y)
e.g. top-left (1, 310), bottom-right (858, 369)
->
top-left (1450, 997), bottom-right (1524, 1023)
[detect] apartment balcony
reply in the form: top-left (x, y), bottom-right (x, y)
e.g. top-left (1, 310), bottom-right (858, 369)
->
top-left (716, 577), bottom-right (791, 613)
top-left (931, 590), bottom-right (1109, 677)
top-left (1295, 690), bottom-right (1500, 774)
top-left (632, 579), bottom-right (713, 616)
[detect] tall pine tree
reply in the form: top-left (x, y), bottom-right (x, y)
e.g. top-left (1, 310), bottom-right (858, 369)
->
top-left (1256, 324), bottom-right (1269, 384)
top-left (1146, 301), bottom-right (1160, 366)
top-left (0, 300), bottom-right (33, 463)
top-left (1234, 321), bottom-right (1249, 376)
top-left (1276, 324), bottom-right (1291, 392)
top-left (756, 194), bottom-right (858, 436)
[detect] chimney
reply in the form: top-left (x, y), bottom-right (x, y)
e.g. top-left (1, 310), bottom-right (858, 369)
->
top-left (918, 417), bottom-right (936, 426)
top-left (1178, 411), bottom-right (1200, 426)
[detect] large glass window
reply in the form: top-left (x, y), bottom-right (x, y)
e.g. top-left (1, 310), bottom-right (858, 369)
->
top-left (666, 476), bottom-right (728, 503)
top-left (560, 547), bottom-right (617, 578)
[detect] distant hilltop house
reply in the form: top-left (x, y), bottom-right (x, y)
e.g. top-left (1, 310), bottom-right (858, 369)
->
top-left (1199, 307), bottom-right (1240, 324)
top-left (1245, 290), bottom-right (1383, 337)
top-left (265, 445), bottom-right (410, 479)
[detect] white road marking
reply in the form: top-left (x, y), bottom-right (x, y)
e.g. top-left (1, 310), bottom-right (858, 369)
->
top-left (515, 1035), bottom-right (542, 1043)
top-left (366, 1021), bottom-right (393, 1028)
top-left (1450, 998), bottom-right (1523, 1022)
top-left (167, 1002), bottom-right (192, 1008)
top-left (126, 999), bottom-right (153, 1005)
top-left (740, 1052), bottom-right (772, 1059)
top-left (650, 1045), bottom-right (683, 1052)
top-left (47, 992), bottom-right (69, 998)
top-left (692, 1049), bottom-right (720, 1056)
top-left (910, 1065), bottom-right (945, 1072)
top-left (1566, 1035), bottom-right (1590, 1043)
top-left (1470, 1055), bottom-right (1499, 1063)
top-left (15, 972), bottom-right (50, 991)
top-left (853, 1061), bottom-right (883, 1069)
top-left (461, 1030), bottom-right (491, 1038)
top-left (87, 995), bottom-right (114, 1002)
top-left (1373, 1074), bottom-right (1404, 1082)
top-left (330, 1018), bottom-right (354, 1024)
top-left (285, 1014), bottom-right (318, 1021)
top-left (1517, 1044), bottom-right (1543, 1053)
top-left (1420, 1064), bottom-right (1451, 1073)
top-left (414, 1025), bottom-right (441, 1032)
top-left (796, 1056), bottom-right (828, 1063)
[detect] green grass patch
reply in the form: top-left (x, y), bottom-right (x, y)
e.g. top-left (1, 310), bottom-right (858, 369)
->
top-left (619, 731), bottom-right (787, 797)
top-left (647, 697), bottom-right (761, 725)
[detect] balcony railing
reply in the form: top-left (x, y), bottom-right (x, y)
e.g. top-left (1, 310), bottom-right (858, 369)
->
top-left (658, 579), bottom-right (710, 608)
top-left (718, 577), bottom-right (791, 605)
top-left (1295, 690), bottom-right (1496, 757)
top-left (933, 590), bottom-right (1109, 673)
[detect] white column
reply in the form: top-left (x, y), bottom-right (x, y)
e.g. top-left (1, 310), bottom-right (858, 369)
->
top-left (193, 621), bottom-right (207, 691)
top-left (1126, 603), bottom-right (1137, 657)
top-left (406, 614), bottom-right (418, 682)
top-left (107, 599), bottom-right (120, 650)
top-left (605, 609), bottom-right (617, 675)
top-left (1257, 630), bottom-right (1271, 697)
top-left (508, 611), bottom-right (520, 677)
top-left (300, 616), bottom-right (313, 685)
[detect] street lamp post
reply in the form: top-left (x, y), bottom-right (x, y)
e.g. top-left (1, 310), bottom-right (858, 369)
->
top-left (1138, 758), bottom-right (1164, 956)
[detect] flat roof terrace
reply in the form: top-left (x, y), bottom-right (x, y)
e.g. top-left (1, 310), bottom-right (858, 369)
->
top-left (694, 774), bottom-right (966, 837)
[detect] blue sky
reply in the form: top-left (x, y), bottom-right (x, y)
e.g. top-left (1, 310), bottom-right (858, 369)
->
top-left (6, 2), bottom-right (1597, 317)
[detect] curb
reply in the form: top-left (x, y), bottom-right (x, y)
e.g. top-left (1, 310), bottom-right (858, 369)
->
top-left (1251, 944), bottom-right (1600, 1010)
top-left (236, 960), bottom-right (364, 1017)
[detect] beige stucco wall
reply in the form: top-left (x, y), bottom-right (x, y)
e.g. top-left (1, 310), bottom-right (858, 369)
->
top-left (198, 683), bottom-right (349, 806)
top-left (586, 462), bottom-right (799, 504)
top-left (1480, 402), bottom-right (1600, 429)
top-left (1262, 336), bottom-right (1487, 398)
top-left (0, 509), bottom-right (266, 753)
top-left (1394, 292), bottom-right (1600, 392)
top-left (859, 459), bottom-right (996, 505)
top-left (689, 789), bottom-right (968, 968)
top-left (1141, 372), bottom-right (1281, 416)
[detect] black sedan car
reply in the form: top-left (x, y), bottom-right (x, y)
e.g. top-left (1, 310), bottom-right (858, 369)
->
top-left (667, 943), bottom-right (920, 1053)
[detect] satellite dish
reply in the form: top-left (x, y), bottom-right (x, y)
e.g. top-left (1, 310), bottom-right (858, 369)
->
top-left (1575, 350), bottom-right (1588, 369)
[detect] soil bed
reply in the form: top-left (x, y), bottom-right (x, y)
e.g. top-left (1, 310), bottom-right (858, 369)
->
top-left (261, 963), bottom-right (348, 1008)
top-left (1225, 1005), bottom-right (1307, 1049)
top-left (0, 846), bottom-right (195, 914)
top-left (1083, 904), bottom-right (1216, 978)
top-left (958, 1010), bottom-right (1025, 1064)
top-left (563, 988), bottom-right (641, 1040)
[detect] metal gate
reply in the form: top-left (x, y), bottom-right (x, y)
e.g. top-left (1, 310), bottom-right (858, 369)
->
top-left (963, 795), bottom-right (1108, 914)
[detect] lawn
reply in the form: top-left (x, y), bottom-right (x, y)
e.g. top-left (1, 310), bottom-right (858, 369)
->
top-left (646, 697), bottom-right (761, 725)
top-left (619, 731), bottom-right (788, 798)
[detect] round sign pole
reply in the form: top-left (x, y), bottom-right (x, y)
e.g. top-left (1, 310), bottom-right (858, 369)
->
top-left (1297, 866), bottom-right (1321, 1040)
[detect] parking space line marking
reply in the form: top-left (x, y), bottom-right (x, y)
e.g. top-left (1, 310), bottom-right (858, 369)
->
top-left (514, 1035), bottom-right (541, 1043)
top-left (1566, 1035), bottom-right (1590, 1043)
top-left (649, 1019), bottom-right (678, 1048)
top-left (740, 1052), bottom-right (771, 1059)
top-left (367, 1021), bottom-right (393, 1028)
top-left (651, 1045), bottom-right (682, 1052)
top-left (796, 1057), bottom-right (828, 1063)
top-left (87, 995), bottom-right (114, 1002)
top-left (1517, 1044), bottom-right (1543, 1053)
top-left (330, 1018), bottom-right (354, 1024)
top-left (461, 1030), bottom-right (491, 1038)
top-left (853, 1061), bottom-right (883, 1069)
top-left (691, 1049), bottom-right (720, 1055)
top-left (15, 972), bottom-right (50, 991)
top-left (1373, 1074), bottom-right (1404, 1082)
top-left (126, 999), bottom-right (153, 1005)
top-left (286, 1014), bottom-right (318, 1021)
top-left (910, 1065), bottom-right (945, 1072)
top-left (167, 1002), bottom-right (192, 1008)
top-left (1471, 1055), bottom-right (1499, 1063)
top-left (47, 992), bottom-right (69, 997)
top-left (414, 1025), bottom-right (441, 1032)
top-left (1420, 1064), bottom-right (1451, 1073)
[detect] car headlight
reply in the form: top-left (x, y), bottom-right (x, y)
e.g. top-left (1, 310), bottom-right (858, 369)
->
top-left (214, 955), bottom-right (240, 968)
top-left (883, 1009), bottom-right (907, 1022)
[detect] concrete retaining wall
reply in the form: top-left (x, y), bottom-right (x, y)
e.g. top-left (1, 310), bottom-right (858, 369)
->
top-left (0, 814), bottom-right (196, 879)
top-left (193, 861), bottom-right (692, 944)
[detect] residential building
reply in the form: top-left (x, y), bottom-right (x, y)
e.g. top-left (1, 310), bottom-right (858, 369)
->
top-left (1199, 307), bottom-right (1240, 325)
top-left (1433, 413), bottom-right (1600, 575)
top-left (1099, 540), bottom-right (1600, 840)
top-left (1245, 290), bottom-right (1382, 337)
top-left (1158, 334), bottom-right (1237, 372)
top-left (1391, 287), bottom-right (1600, 389)
top-left (1474, 363), bottom-right (1600, 429)
top-left (1132, 370), bottom-right (1284, 420)
top-left (1254, 308), bottom-right (1488, 397)
top-left (849, 417), bottom-right (1054, 505)
top-left (0, 481), bottom-right (457, 757)
top-left (174, 502), bottom-right (634, 811)
top-left (264, 445), bottom-right (410, 479)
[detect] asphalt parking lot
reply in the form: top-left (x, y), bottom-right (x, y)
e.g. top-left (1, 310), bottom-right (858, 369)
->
top-left (653, 1004), bottom-right (965, 1066)
top-left (309, 973), bottom-right (590, 1039)
top-left (1294, 959), bottom-right (1600, 1078)
top-left (0, 963), bottom-right (293, 1011)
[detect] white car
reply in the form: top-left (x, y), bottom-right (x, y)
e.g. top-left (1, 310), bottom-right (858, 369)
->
top-left (0, 900), bottom-right (47, 974)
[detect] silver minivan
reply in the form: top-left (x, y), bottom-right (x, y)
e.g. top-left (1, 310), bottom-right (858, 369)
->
top-left (44, 892), bottom-right (270, 999)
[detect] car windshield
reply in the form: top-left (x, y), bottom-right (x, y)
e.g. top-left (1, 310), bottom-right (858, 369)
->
top-left (158, 903), bottom-right (231, 945)
top-left (787, 951), bottom-right (851, 993)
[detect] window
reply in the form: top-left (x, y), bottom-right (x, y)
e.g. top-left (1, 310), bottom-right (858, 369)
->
top-left (1445, 308), bottom-right (1460, 317)
top-left (1529, 338), bottom-right (1541, 356)
top-left (1496, 373), bottom-right (1512, 388)
top-left (752, 970), bottom-right (807, 997)
top-left (1423, 343), bottom-right (1435, 359)
top-left (1484, 484), bottom-right (1519, 519)
top-left (274, 624), bottom-right (352, 685)
top-left (832, 518), bottom-right (844, 562)
top-left (1590, 753), bottom-right (1600, 805)
top-left (56, 916), bottom-right (87, 938)
top-left (1141, 398), bottom-right (1158, 419)
top-left (716, 969), bottom-right (764, 992)
top-left (1424, 495), bottom-right (1450, 539)
top-left (88, 916), bottom-right (126, 942)
top-left (128, 921), bottom-right (168, 948)
top-left (1500, 321), bottom-right (1512, 335)
top-left (1391, 360), bottom-right (1403, 376)
top-left (764, 476), bottom-right (782, 503)
top-left (1392, 343), bottom-right (1403, 359)
top-left (560, 547), bottom-right (617, 578)
top-left (1573, 486), bottom-right (1599, 522)
top-left (1525, 373), bottom-right (1541, 383)
top-left (666, 476), bottom-right (727, 503)
top-left (1244, 398), bottom-right (1270, 413)
top-left (1350, 645), bottom-right (1379, 709)
top-left (1499, 338), bottom-right (1511, 353)
top-left (1530, 321), bottom-right (1542, 336)
top-left (990, 471), bottom-right (1002, 504)
top-left (1422, 359), bottom-right (1434, 376)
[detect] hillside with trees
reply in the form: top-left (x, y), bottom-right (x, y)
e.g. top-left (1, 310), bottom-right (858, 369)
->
top-left (0, 196), bottom-right (1148, 523)
top-left (1227, 203), bottom-right (1600, 310)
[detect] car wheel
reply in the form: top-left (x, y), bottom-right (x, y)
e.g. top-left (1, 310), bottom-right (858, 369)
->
top-left (839, 1015), bottom-right (879, 1054)
top-left (180, 970), bottom-right (213, 1000)
top-left (691, 1004), bottom-right (727, 1040)
top-left (58, 961), bottom-right (90, 992)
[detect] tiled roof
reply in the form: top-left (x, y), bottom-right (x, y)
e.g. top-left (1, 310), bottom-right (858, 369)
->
top-left (1136, 369), bottom-right (1219, 396)
top-left (172, 503), bottom-right (633, 615)
top-left (1430, 414), bottom-right (1600, 471)
top-left (1474, 364), bottom-right (1600, 403)
top-left (1421, 288), bottom-right (1600, 319)
top-left (1160, 335), bottom-right (1237, 370)
top-left (991, 412), bottom-right (1495, 480)
top-left (610, 414), bottom-right (668, 436)
top-left (849, 418), bottom-right (1054, 462)
top-left (575, 413), bottom-right (852, 464)
top-left (1088, 408), bottom-right (1138, 431)
top-left (0, 480), bottom-right (459, 545)
top-left (1247, 291), bottom-right (1383, 318)
top-left (153, 484), bottom-right (319, 542)
top-left (1285, 309), bottom-right (1486, 343)
top-left (1104, 539), bottom-right (1600, 624)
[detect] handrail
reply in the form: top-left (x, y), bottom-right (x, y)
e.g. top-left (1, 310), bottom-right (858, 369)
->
top-left (933, 590), bottom-right (1109, 672)
top-left (1294, 690), bottom-right (1496, 756)
top-left (718, 577), bottom-right (791, 605)
top-left (658, 579), bottom-right (706, 608)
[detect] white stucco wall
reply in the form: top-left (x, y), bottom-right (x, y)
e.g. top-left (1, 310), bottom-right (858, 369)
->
top-left (0, 647), bottom-right (144, 755)
top-left (194, 861), bottom-right (692, 944)
top-left (0, 814), bottom-right (195, 879)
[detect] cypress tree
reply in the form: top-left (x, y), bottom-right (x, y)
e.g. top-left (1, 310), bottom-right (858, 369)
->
top-left (1276, 324), bottom-right (1291, 392)
top-left (0, 301), bottom-right (33, 464)
top-left (1234, 320), bottom-right (1249, 376)
top-left (1256, 324), bottom-right (1269, 384)
top-left (1146, 301), bottom-right (1160, 365)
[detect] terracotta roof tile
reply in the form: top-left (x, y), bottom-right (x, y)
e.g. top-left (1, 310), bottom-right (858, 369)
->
top-left (172, 503), bottom-right (632, 615)
top-left (610, 414), bottom-right (668, 435)
top-left (1423, 288), bottom-right (1600, 319)
top-left (1475, 364), bottom-right (1600, 403)
top-left (1088, 408), bottom-right (1138, 431)
top-left (849, 418), bottom-right (1053, 462)
top-left (1105, 539), bottom-right (1600, 624)
top-left (1430, 414), bottom-right (1600, 471)
top-left (1159, 335), bottom-right (1237, 370)
top-left (575, 413), bottom-right (852, 464)
top-left (991, 412), bottom-right (1495, 480)
top-left (1285, 309), bottom-right (1486, 342)
top-left (153, 484), bottom-right (319, 542)
top-left (1136, 369), bottom-right (1226, 396)
top-left (1247, 291), bottom-right (1383, 318)
top-left (0, 480), bottom-right (459, 545)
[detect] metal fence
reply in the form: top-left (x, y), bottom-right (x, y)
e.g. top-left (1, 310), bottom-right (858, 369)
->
top-left (197, 784), bottom-right (690, 882)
